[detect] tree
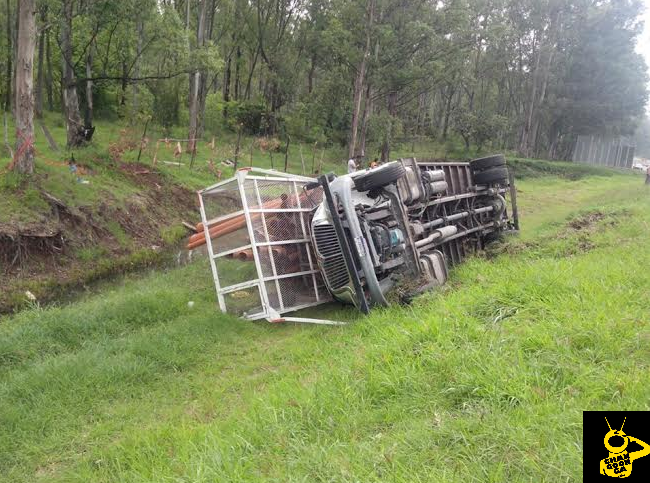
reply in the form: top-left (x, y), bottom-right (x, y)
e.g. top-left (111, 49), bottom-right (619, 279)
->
top-left (1, 0), bottom-right (646, 161)
top-left (13, 0), bottom-right (36, 174)
top-left (348, 0), bottom-right (374, 158)
top-left (34, 4), bottom-right (47, 118)
top-left (3, 0), bottom-right (13, 112)
top-left (547, 0), bottom-right (648, 158)
top-left (60, 0), bottom-right (85, 147)
top-left (633, 116), bottom-right (650, 159)
top-left (188, 0), bottom-right (216, 151)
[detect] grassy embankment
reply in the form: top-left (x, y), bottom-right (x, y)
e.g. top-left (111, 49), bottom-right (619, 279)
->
top-left (0, 114), bottom-right (352, 311)
top-left (1, 157), bottom-right (648, 482)
top-left (5, 114), bottom-right (458, 310)
top-left (1, 112), bottom-right (588, 311)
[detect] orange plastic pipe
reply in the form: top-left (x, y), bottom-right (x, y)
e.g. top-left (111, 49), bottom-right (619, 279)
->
top-left (188, 199), bottom-right (287, 249)
top-left (195, 198), bottom-right (285, 233)
top-left (188, 190), bottom-right (313, 250)
top-left (188, 215), bottom-right (247, 245)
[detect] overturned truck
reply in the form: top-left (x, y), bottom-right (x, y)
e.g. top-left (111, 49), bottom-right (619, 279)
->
top-left (192, 155), bottom-right (518, 324)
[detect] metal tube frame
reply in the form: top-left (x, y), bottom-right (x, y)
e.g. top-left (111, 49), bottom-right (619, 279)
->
top-left (198, 168), bottom-right (335, 324)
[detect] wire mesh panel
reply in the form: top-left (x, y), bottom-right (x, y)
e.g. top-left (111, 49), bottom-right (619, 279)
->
top-left (198, 169), bottom-right (330, 321)
top-left (222, 286), bottom-right (265, 318)
top-left (573, 135), bottom-right (635, 169)
top-left (201, 179), bottom-right (244, 222)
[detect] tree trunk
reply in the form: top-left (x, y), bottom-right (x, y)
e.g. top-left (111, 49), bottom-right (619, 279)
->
top-left (4, 0), bottom-right (13, 112)
top-left (519, 34), bottom-right (540, 157)
top-left (197, 3), bottom-right (216, 138)
top-left (188, 0), bottom-right (208, 152)
top-left (379, 91), bottom-right (397, 163)
top-left (244, 45), bottom-right (260, 100)
top-left (441, 83), bottom-right (455, 140)
top-left (60, 0), bottom-right (84, 147)
top-left (188, 69), bottom-right (200, 150)
top-left (415, 92), bottom-right (425, 136)
top-left (223, 54), bottom-right (231, 102)
top-left (132, 15), bottom-right (144, 122)
top-left (35, 6), bottom-right (45, 118)
top-left (547, 124), bottom-right (560, 160)
top-left (84, 42), bottom-right (94, 128)
top-left (530, 10), bottom-right (560, 157)
top-left (234, 45), bottom-right (241, 100)
top-left (45, 27), bottom-right (53, 110)
top-left (359, 37), bottom-right (379, 158)
top-left (307, 54), bottom-right (316, 94)
top-left (120, 60), bottom-right (128, 105)
top-left (359, 82), bottom-right (372, 157)
top-left (197, 74), bottom-right (209, 138)
top-left (14, 0), bottom-right (36, 174)
top-left (348, 0), bottom-right (374, 159)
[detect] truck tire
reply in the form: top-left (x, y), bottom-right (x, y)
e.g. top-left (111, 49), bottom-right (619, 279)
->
top-left (470, 154), bottom-right (506, 172)
top-left (473, 166), bottom-right (509, 185)
top-left (353, 161), bottom-right (406, 192)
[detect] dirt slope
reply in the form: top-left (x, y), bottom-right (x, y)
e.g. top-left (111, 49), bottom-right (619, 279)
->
top-left (0, 162), bottom-right (198, 313)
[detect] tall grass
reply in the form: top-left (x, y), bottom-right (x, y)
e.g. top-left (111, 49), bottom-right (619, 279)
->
top-left (1, 170), bottom-right (649, 482)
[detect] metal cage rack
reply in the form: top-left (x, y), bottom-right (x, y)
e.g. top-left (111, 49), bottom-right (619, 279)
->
top-left (198, 168), bottom-right (338, 325)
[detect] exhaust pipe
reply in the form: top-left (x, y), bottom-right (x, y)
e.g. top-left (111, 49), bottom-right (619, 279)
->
top-left (415, 225), bottom-right (458, 248)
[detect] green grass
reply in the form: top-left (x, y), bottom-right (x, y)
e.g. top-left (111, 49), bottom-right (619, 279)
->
top-left (512, 174), bottom-right (642, 240)
top-left (2, 109), bottom-right (625, 224)
top-left (159, 225), bottom-right (189, 245)
top-left (2, 112), bottom-right (352, 226)
top-left (507, 157), bottom-right (621, 180)
top-left (1, 169), bottom-right (649, 482)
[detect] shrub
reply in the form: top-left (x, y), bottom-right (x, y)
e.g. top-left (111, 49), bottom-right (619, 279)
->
top-left (227, 101), bottom-right (269, 135)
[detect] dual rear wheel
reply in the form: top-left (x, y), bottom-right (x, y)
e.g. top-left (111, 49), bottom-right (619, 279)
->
top-left (353, 161), bottom-right (406, 192)
top-left (353, 155), bottom-right (510, 191)
top-left (469, 155), bottom-right (509, 185)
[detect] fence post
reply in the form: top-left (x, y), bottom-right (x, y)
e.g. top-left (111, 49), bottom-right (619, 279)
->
top-left (283, 136), bottom-right (290, 172)
top-left (189, 141), bottom-right (197, 170)
top-left (136, 117), bottom-right (150, 163)
top-left (233, 123), bottom-right (243, 171)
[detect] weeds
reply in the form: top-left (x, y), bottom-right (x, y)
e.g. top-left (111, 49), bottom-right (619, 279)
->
top-left (1, 118), bottom-right (649, 481)
top-left (0, 171), bottom-right (649, 482)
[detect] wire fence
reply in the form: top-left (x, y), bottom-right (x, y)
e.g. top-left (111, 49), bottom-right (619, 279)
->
top-left (572, 135), bottom-right (635, 169)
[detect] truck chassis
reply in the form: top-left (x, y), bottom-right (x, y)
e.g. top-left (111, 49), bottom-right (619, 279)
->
top-left (196, 156), bottom-right (518, 323)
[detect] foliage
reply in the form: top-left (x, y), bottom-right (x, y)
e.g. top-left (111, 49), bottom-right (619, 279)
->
top-left (633, 116), bottom-right (650, 158)
top-left (3, 0), bottom-right (646, 161)
top-left (453, 108), bottom-right (508, 152)
top-left (229, 101), bottom-right (269, 135)
top-left (507, 158), bottom-right (618, 180)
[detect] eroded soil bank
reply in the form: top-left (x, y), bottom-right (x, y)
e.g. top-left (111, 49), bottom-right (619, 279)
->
top-left (1, 162), bottom-right (199, 313)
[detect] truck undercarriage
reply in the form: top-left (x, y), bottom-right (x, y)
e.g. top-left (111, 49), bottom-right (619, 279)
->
top-left (194, 155), bottom-right (518, 323)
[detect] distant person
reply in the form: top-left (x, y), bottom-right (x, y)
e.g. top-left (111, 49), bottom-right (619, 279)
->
top-left (347, 157), bottom-right (357, 174)
top-left (646, 166), bottom-right (650, 185)
top-left (68, 154), bottom-right (89, 184)
top-left (68, 155), bottom-right (79, 181)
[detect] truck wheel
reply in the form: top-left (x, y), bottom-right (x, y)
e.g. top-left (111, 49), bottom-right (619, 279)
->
top-left (353, 161), bottom-right (406, 192)
top-left (473, 166), bottom-right (509, 185)
top-left (470, 154), bottom-right (506, 172)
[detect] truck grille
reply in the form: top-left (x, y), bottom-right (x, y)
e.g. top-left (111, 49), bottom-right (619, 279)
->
top-left (313, 224), bottom-right (349, 290)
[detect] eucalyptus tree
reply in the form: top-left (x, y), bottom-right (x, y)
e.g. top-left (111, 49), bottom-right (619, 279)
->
top-left (14, 0), bottom-right (36, 174)
top-left (4, 0), bottom-right (648, 162)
